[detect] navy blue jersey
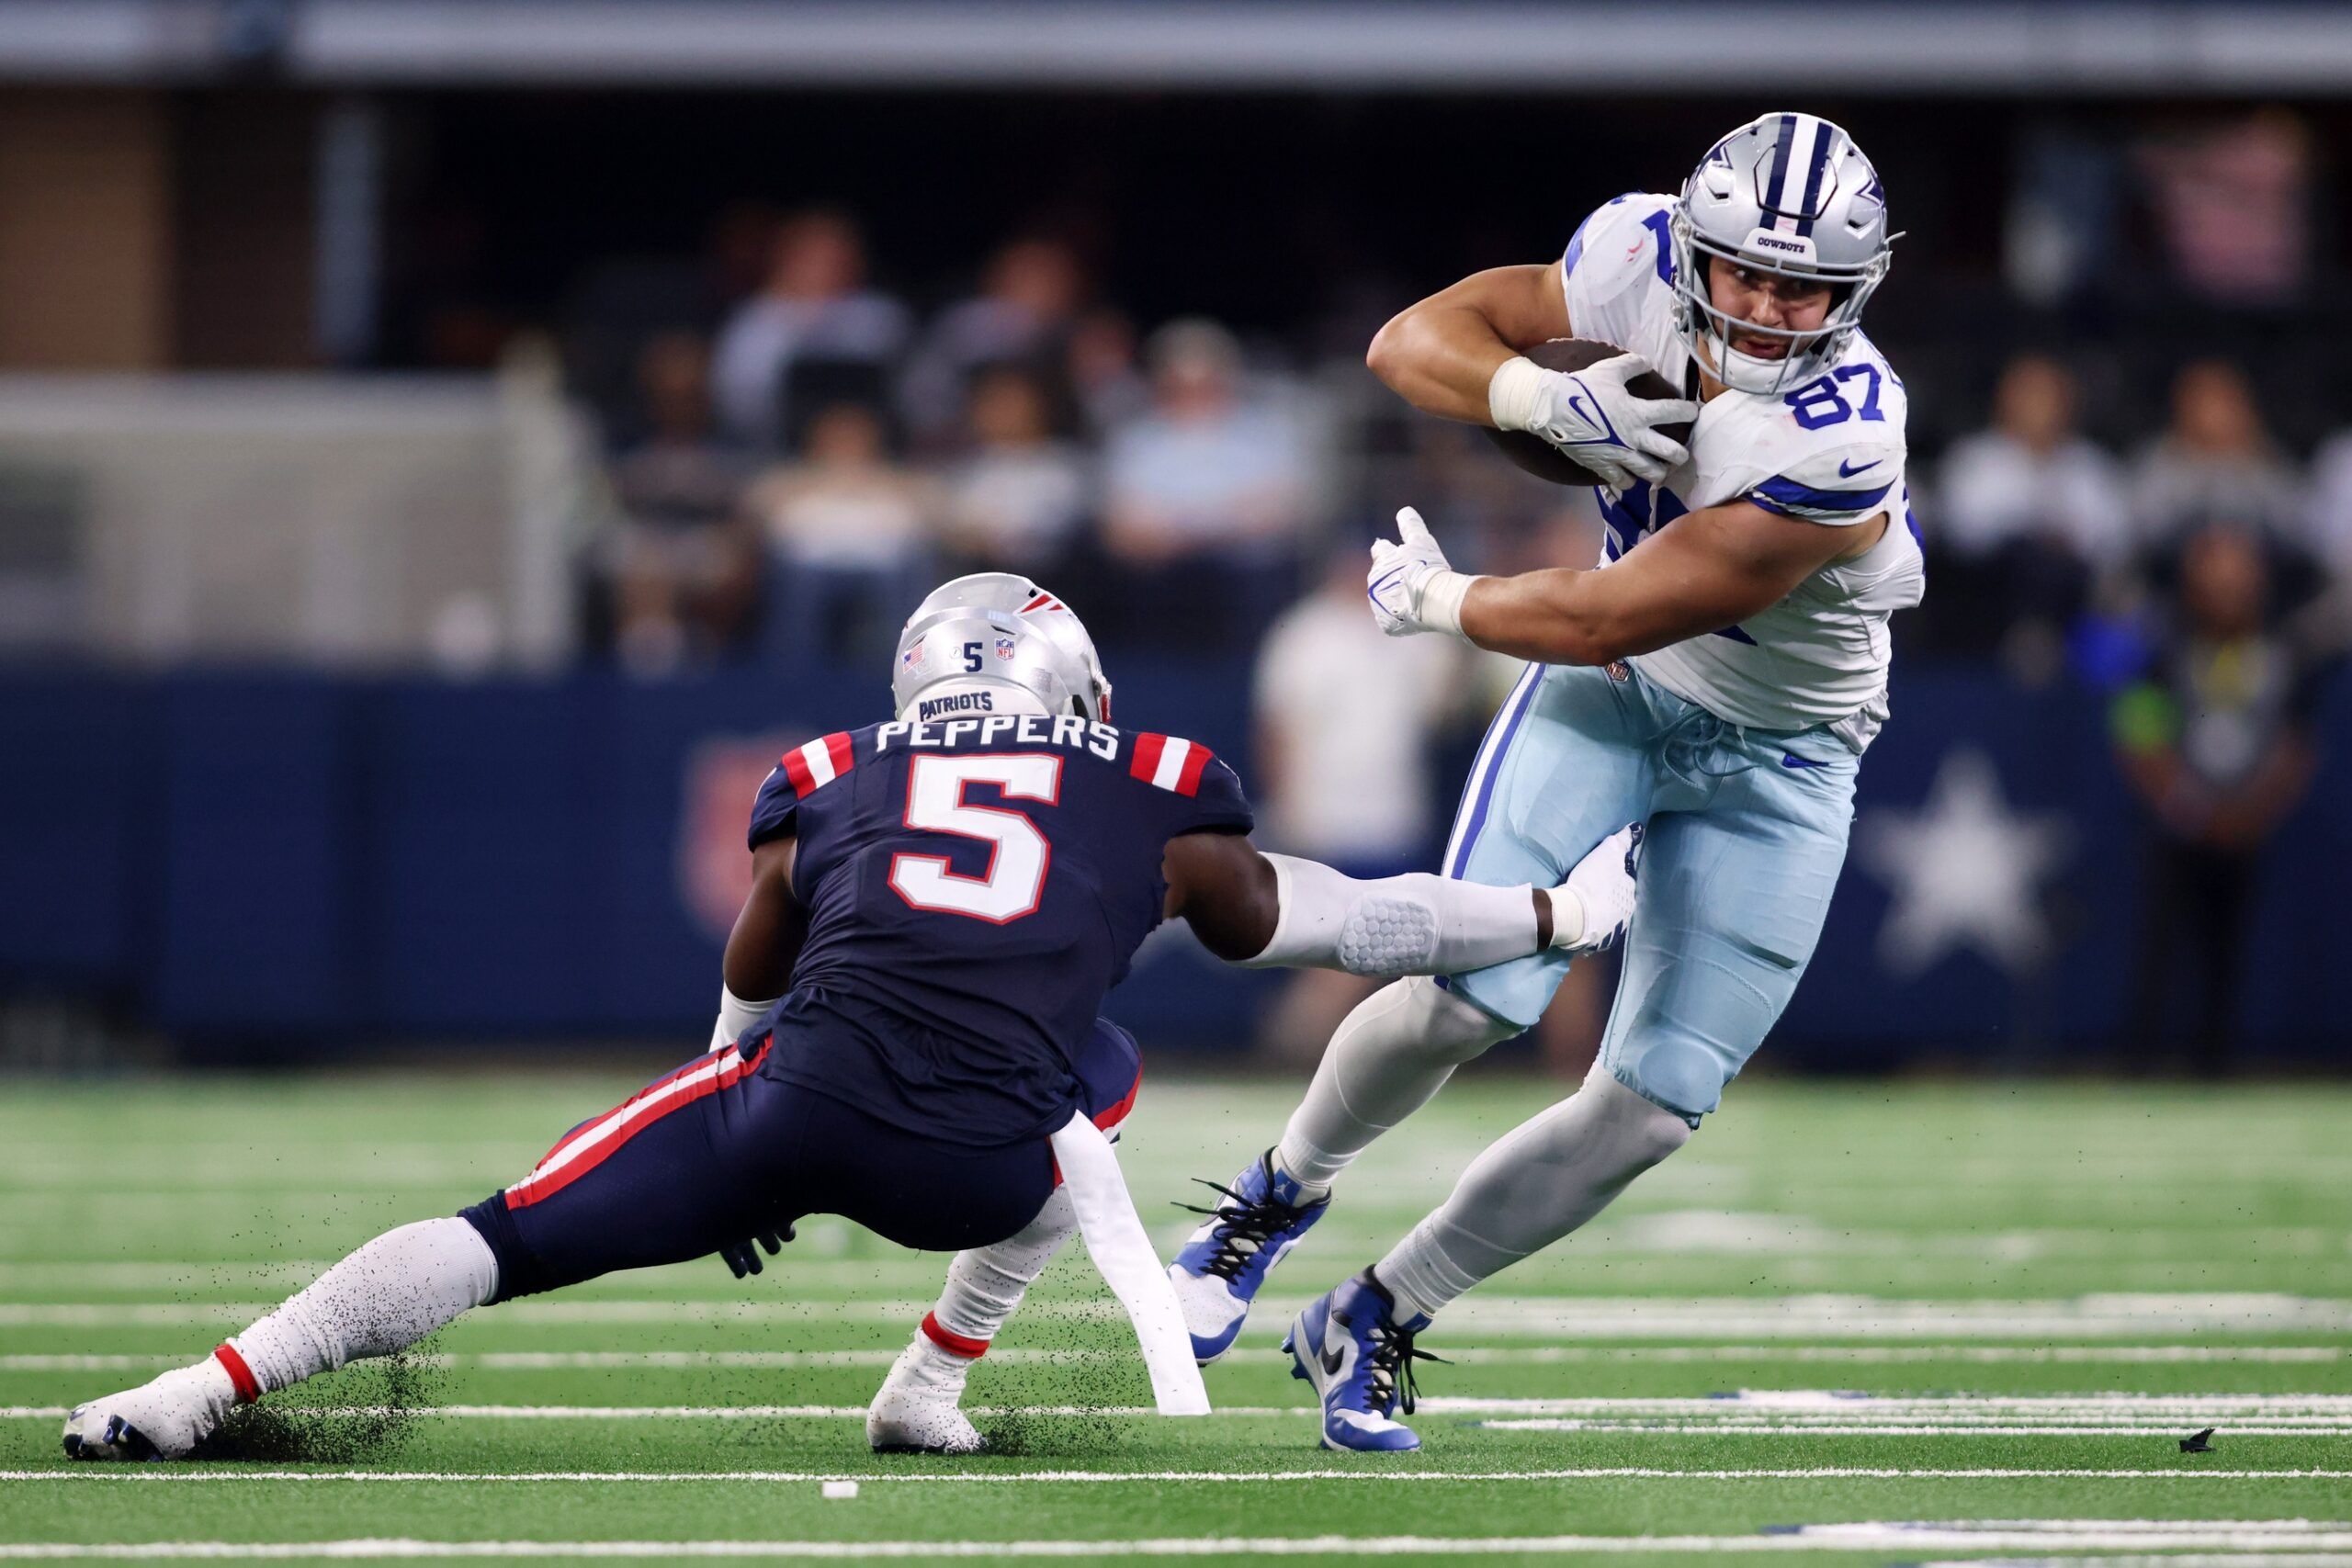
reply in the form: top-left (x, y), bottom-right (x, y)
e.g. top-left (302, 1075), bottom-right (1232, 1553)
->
top-left (745, 714), bottom-right (1251, 1147)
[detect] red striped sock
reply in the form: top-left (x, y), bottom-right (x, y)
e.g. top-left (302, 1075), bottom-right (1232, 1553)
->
top-left (920, 1312), bottom-right (989, 1359)
top-left (212, 1341), bottom-right (262, 1404)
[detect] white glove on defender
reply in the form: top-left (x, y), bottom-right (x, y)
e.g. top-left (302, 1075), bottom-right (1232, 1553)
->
top-left (1367, 507), bottom-right (1476, 638)
top-left (1488, 352), bottom-right (1698, 491)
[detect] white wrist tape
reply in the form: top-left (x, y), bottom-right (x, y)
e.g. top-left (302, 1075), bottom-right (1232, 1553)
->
top-left (1417, 570), bottom-right (1476, 637)
top-left (1242, 853), bottom-right (1540, 977)
top-left (1487, 355), bottom-right (1552, 434)
top-left (709, 987), bottom-right (779, 1054)
top-left (1546, 887), bottom-right (1587, 949)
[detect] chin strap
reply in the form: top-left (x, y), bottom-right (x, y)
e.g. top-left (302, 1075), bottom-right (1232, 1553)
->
top-left (1046, 1111), bottom-right (1211, 1416)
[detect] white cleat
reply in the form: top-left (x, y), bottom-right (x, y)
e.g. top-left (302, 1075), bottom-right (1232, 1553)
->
top-left (62, 1360), bottom-right (238, 1461)
top-left (866, 1338), bottom-right (984, 1455)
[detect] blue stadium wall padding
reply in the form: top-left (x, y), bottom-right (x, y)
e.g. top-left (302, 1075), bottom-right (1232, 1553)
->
top-left (0, 657), bottom-right (2337, 1058)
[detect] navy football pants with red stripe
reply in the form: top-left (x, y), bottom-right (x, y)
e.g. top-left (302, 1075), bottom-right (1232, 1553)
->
top-left (459, 1020), bottom-right (1141, 1303)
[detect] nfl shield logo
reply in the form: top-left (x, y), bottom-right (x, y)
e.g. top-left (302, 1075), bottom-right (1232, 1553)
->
top-left (994, 636), bottom-right (1016, 661)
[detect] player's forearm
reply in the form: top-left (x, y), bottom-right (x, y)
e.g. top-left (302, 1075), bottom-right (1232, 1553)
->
top-left (1456, 569), bottom-right (1630, 666)
top-left (1366, 302), bottom-right (1520, 425)
top-left (1236, 854), bottom-right (1555, 976)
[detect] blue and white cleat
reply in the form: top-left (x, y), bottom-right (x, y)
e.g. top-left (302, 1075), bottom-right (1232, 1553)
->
top-left (1168, 1150), bottom-right (1329, 1364)
top-left (1283, 1269), bottom-right (1439, 1453)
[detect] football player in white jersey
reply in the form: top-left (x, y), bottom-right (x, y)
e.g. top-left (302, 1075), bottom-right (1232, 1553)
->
top-left (1168, 112), bottom-right (1925, 1452)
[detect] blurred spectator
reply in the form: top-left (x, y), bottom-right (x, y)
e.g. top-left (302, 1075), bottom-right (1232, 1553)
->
top-left (1101, 319), bottom-right (1313, 642)
top-left (2135, 107), bottom-right (2313, 308)
top-left (1929, 354), bottom-right (2129, 657)
top-left (938, 367), bottom-right (1091, 577)
top-left (741, 401), bottom-right (937, 661)
top-left (1069, 307), bottom-right (1149, 434)
top-left (2111, 525), bottom-right (2319, 1076)
top-left (901, 236), bottom-right (1087, 449)
top-left (709, 209), bottom-right (912, 450)
top-left (1249, 547), bottom-right (1464, 1061)
top-left (2129, 360), bottom-right (2304, 552)
top-left (599, 332), bottom-right (761, 677)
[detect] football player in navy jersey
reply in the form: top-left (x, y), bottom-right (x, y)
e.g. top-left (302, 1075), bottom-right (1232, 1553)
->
top-left (62, 574), bottom-right (1639, 1461)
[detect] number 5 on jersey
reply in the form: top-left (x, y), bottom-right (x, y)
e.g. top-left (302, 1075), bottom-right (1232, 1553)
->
top-left (888, 752), bottom-right (1063, 923)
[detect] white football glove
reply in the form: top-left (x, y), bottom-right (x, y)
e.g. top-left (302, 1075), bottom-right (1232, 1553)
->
top-left (1551, 823), bottom-right (1643, 954)
top-left (1366, 507), bottom-right (1475, 638)
top-left (1489, 352), bottom-right (1699, 492)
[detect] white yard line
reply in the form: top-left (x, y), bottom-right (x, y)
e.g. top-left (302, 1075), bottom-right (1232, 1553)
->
top-left (1478, 1423), bottom-right (2352, 1435)
top-left (1915, 1558), bottom-right (2352, 1567)
top-left (2, 1524), bottom-right (2350, 1558)
top-left (1, 1467), bottom-right (2346, 1484)
top-left (6, 1294), bottom-right (2349, 1337)
top-left (9, 1345), bottom-right (2335, 1374)
top-left (10, 1393), bottom-right (2352, 1427)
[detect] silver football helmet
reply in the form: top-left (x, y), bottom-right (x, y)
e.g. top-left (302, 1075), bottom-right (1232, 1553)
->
top-left (1669, 112), bottom-right (1896, 395)
top-left (891, 572), bottom-right (1114, 724)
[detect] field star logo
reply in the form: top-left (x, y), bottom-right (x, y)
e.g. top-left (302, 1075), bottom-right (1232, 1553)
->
top-left (1858, 749), bottom-right (2071, 977)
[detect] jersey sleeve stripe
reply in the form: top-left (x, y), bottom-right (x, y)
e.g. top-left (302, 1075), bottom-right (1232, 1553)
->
top-left (1172, 741), bottom-right (1212, 797)
top-left (783, 733), bottom-right (854, 798)
top-left (780, 747), bottom-right (815, 796)
top-left (1127, 732), bottom-right (1214, 795)
top-left (1751, 473), bottom-right (1894, 518)
top-left (1150, 737), bottom-right (1193, 793)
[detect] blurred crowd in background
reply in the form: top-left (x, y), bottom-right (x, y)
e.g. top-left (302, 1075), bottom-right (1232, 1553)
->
top-left (5, 66), bottom-right (2349, 1066)
top-left (558, 135), bottom-right (2348, 1068)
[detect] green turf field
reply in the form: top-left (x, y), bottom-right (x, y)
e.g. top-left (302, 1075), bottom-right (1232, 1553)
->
top-left (0, 1071), bottom-right (2345, 1563)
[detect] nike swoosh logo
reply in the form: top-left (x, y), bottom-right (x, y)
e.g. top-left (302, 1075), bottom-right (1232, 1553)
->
top-left (1838, 457), bottom-right (1882, 478)
top-left (1366, 567), bottom-right (1407, 606)
top-left (1321, 1344), bottom-right (1347, 1376)
top-left (1781, 753), bottom-right (1826, 770)
top-left (1567, 395), bottom-right (1598, 430)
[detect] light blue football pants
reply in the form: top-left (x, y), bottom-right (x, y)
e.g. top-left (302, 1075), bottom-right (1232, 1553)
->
top-left (1441, 659), bottom-right (1860, 1122)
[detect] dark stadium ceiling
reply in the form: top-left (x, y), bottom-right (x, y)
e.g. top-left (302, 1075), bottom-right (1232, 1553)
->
top-left (8, 0), bottom-right (2352, 93)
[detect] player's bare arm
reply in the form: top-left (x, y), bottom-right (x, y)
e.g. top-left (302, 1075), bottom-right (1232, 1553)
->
top-left (1365, 265), bottom-right (1569, 423)
top-left (1368, 262), bottom-right (1695, 491)
top-left (1457, 501), bottom-right (1890, 666)
top-left (707, 835), bottom-right (812, 1055)
top-left (721, 836), bottom-right (808, 999)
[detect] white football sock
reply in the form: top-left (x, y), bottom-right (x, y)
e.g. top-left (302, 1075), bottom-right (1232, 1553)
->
top-left (1273, 976), bottom-right (1518, 1192)
top-left (922, 1186), bottom-right (1076, 1356)
top-left (224, 1218), bottom-right (500, 1396)
top-left (1374, 1063), bottom-right (1690, 1321)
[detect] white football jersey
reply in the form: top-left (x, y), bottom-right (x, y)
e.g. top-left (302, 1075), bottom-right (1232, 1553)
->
top-left (1558, 192), bottom-right (1924, 750)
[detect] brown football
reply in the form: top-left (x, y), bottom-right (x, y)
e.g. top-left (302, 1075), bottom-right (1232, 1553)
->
top-left (1482, 338), bottom-right (1692, 487)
